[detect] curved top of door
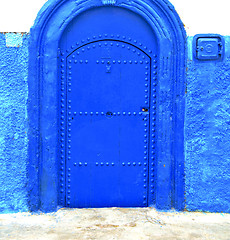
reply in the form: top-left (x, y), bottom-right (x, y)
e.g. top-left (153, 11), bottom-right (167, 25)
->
top-left (30, 0), bottom-right (186, 52)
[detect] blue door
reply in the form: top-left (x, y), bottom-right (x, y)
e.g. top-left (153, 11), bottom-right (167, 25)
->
top-left (59, 7), bottom-right (157, 208)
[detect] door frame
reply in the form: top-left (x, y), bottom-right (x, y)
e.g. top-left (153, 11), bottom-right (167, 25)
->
top-left (28, 0), bottom-right (186, 212)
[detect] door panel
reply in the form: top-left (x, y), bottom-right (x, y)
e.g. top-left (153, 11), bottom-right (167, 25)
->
top-left (65, 40), bottom-right (150, 207)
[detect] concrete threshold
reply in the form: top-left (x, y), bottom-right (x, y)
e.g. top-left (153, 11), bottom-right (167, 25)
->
top-left (0, 208), bottom-right (230, 240)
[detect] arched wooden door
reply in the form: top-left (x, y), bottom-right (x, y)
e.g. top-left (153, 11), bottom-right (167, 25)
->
top-left (59, 7), bottom-right (157, 208)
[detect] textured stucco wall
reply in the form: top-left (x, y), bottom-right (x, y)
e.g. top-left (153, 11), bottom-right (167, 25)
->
top-left (185, 37), bottom-right (230, 213)
top-left (0, 33), bottom-right (29, 213)
top-left (0, 33), bottom-right (230, 213)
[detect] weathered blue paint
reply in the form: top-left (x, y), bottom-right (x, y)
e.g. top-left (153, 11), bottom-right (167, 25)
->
top-left (185, 36), bottom-right (230, 213)
top-left (0, 33), bottom-right (29, 213)
top-left (28, 0), bottom-right (186, 212)
top-left (0, 1), bottom-right (228, 214)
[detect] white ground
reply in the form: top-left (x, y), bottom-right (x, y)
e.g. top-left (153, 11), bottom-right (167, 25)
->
top-left (0, 208), bottom-right (230, 240)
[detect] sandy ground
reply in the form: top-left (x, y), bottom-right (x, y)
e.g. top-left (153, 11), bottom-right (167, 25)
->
top-left (0, 208), bottom-right (230, 240)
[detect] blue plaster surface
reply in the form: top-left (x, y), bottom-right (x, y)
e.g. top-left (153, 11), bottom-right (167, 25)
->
top-left (0, 33), bottom-right (29, 213)
top-left (185, 37), bottom-right (230, 213)
top-left (0, 33), bottom-right (230, 213)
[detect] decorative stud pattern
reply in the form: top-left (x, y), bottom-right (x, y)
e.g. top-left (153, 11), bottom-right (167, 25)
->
top-left (149, 54), bottom-right (157, 203)
top-left (66, 58), bottom-right (73, 206)
top-left (59, 53), bottom-right (67, 206)
top-left (60, 37), bottom-right (157, 207)
top-left (75, 111), bottom-right (152, 116)
top-left (62, 36), bottom-right (153, 59)
top-left (72, 162), bottom-right (152, 167)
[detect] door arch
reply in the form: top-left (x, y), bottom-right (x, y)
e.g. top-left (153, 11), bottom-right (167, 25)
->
top-left (28, 0), bottom-right (186, 212)
top-left (59, 6), bottom-right (157, 208)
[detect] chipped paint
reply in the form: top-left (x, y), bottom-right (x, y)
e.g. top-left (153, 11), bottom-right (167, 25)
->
top-left (5, 33), bottom-right (25, 47)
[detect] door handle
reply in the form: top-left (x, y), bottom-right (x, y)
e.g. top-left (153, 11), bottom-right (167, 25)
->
top-left (141, 108), bottom-right (149, 112)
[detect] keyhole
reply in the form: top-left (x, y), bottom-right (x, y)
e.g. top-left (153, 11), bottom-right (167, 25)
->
top-left (106, 112), bottom-right (113, 118)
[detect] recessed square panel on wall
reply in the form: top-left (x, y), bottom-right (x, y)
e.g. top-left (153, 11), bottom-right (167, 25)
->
top-left (193, 34), bottom-right (224, 61)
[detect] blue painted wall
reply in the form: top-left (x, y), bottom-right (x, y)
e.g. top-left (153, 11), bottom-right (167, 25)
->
top-left (185, 37), bottom-right (230, 213)
top-left (0, 33), bottom-right (230, 213)
top-left (0, 33), bottom-right (29, 213)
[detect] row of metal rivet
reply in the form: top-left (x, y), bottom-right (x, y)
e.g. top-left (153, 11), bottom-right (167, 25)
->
top-left (149, 54), bottom-right (157, 201)
top-left (66, 111), bottom-right (154, 116)
top-left (66, 60), bottom-right (154, 64)
top-left (61, 35), bottom-right (154, 55)
top-left (73, 162), bottom-right (148, 166)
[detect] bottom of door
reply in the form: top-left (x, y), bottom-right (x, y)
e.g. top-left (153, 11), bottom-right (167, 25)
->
top-left (66, 162), bottom-right (148, 208)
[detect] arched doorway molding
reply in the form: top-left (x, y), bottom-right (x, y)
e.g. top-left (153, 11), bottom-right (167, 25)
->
top-left (28, 0), bottom-right (186, 212)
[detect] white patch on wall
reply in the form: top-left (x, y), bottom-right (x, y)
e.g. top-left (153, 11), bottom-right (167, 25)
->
top-left (0, 0), bottom-right (229, 35)
top-left (5, 33), bottom-right (23, 47)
